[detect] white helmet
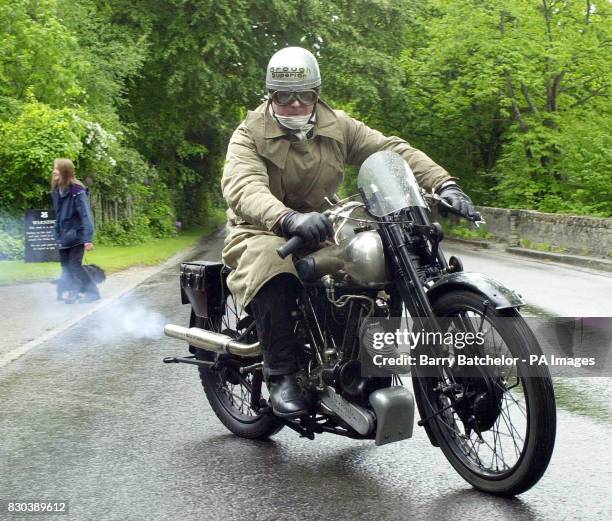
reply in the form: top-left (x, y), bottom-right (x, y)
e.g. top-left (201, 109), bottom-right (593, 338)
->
top-left (266, 47), bottom-right (321, 91)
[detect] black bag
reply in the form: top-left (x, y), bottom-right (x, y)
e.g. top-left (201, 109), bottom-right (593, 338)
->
top-left (179, 261), bottom-right (229, 318)
top-left (83, 264), bottom-right (106, 284)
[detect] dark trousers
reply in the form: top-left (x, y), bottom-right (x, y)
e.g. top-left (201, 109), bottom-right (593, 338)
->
top-left (59, 244), bottom-right (100, 297)
top-left (248, 273), bottom-right (302, 377)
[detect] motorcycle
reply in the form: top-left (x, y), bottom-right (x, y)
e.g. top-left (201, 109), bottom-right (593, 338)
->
top-left (163, 151), bottom-right (556, 496)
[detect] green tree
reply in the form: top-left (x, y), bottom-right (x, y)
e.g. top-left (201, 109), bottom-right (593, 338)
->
top-left (401, 0), bottom-right (611, 215)
top-left (0, 0), bottom-right (83, 107)
top-left (2, 0), bottom-right (609, 248)
top-left (0, 0), bottom-right (175, 242)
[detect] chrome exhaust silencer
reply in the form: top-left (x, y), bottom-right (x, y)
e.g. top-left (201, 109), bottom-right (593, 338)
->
top-left (164, 324), bottom-right (261, 357)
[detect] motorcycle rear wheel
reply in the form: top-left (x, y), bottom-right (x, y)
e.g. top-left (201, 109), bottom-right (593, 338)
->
top-left (190, 298), bottom-right (283, 440)
top-left (415, 289), bottom-right (556, 496)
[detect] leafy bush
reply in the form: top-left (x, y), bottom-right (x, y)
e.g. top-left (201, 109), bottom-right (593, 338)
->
top-left (440, 218), bottom-right (494, 241)
top-left (0, 214), bottom-right (25, 260)
top-left (146, 186), bottom-right (176, 238)
top-left (96, 215), bottom-right (152, 246)
top-left (0, 102), bottom-right (85, 213)
top-left (0, 230), bottom-right (24, 260)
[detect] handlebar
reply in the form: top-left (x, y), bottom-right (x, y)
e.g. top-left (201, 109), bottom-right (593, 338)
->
top-left (276, 235), bottom-right (305, 259)
top-left (433, 194), bottom-right (486, 227)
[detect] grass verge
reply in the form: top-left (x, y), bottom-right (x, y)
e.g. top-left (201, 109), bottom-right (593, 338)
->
top-left (520, 238), bottom-right (566, 253)
top-left (0, 211), bottom-right (224, 285)
top-left (440, 218), bottom-right (494, 241)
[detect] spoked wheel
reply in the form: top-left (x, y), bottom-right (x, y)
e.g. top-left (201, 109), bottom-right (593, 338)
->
top-left (190, 294), bottom-right (283, 439)
top-left (414, 290), bottom-right (556, 496)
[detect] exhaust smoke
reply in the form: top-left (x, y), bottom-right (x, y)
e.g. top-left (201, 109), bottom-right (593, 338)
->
top-left (92, 296), bottom-right (166, 344)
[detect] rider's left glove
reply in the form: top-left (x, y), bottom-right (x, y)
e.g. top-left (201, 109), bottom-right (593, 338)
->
top-left (436, 184), bottom-right (481, 221)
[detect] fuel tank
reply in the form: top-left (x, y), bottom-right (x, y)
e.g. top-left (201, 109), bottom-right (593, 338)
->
top-left (295, 201), bottom-right (390, 287)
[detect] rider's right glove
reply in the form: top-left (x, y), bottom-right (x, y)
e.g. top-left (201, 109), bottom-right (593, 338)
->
top-left (280, 211), bottom-right (333, 244)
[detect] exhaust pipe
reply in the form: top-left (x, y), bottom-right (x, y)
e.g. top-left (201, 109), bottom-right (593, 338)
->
top-left (164, 324), bottom-right (261, 357)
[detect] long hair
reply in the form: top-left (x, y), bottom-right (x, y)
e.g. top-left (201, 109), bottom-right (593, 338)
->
top-left (51, 158), bottom-right (84, 190)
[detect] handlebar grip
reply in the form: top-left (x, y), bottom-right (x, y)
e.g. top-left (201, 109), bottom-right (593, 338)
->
top-left (437, 197), bottom-right (482, 223)
top-left (277, 235), bottom-right (305, 259)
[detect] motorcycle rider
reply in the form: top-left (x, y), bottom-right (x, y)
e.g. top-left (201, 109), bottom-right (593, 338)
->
top-left (221, 47), bottom-right (479, 418)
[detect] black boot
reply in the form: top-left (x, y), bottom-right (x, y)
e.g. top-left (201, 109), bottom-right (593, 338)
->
top-left (268, 373), bottom-right (309, 418)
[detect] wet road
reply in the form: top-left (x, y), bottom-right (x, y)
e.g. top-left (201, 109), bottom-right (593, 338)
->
top-left (1, 239), bottom-right (611, 520)
top-left (444, 241), bottom-right (611, 317)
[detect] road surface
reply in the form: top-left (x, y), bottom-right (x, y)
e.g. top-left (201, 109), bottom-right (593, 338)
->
top-left (1, 235), bottom-right (610, 520)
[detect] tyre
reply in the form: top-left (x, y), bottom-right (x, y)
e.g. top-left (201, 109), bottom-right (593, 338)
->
top-left (190, 295), bottom-right (284, 440)
top-left (414, 289), bottom-right (556, 496)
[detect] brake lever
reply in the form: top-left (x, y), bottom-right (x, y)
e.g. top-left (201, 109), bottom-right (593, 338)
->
top-left (472, 217), bottom-right (486, 228)
top-left (432, 193), bottom-right (486, 228)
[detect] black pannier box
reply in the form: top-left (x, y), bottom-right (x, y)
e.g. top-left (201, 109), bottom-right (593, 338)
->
top-left (180, 261), bottom-right (230, 318)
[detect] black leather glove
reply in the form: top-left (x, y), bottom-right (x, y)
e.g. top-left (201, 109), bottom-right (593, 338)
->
top-left (437, 184), bottom-right (481, 221)
top-left (280, 211), bottom-right (333, 244)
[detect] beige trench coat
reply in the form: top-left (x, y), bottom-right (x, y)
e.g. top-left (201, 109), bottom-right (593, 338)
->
top-left (221, 100), bottom-right (454, 307)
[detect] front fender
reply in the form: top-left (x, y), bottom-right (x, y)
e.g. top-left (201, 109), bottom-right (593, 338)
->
top-left (426, 272), bottom-right (524, 310)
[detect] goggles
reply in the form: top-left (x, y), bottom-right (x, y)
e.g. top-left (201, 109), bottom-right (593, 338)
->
top-left (270, 89), bottom-right (319, 106)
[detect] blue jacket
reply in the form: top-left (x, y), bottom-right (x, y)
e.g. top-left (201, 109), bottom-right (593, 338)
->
top-left (52, 183), bottom-right (95, 249)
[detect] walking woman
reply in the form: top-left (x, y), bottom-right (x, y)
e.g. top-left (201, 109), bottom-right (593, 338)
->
top-left (51, 158), bottom-right (100, 303)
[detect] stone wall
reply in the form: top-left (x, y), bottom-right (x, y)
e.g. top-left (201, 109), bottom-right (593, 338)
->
top-left (474, 207), bottom-right (513, 240)
top-left (473, 206), bottom-right (612, 258)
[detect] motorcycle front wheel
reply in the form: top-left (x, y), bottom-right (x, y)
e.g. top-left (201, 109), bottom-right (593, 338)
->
top-left (414, 289), bottom-right (556, 496)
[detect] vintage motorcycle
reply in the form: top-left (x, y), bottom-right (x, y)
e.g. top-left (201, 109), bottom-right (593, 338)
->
top-left (163, 151), bottom-right (556, 496)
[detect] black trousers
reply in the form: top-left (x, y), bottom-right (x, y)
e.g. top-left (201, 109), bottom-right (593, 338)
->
top-left (59, 244), bottom-right (100, 297)
top-left (248, 273), bottom-right (302, 377)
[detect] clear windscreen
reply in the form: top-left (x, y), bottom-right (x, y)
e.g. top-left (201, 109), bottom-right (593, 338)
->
top-left (357, 151), bottom-right (427, 217)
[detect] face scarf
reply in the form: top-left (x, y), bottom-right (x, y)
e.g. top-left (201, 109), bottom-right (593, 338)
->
top-left (269, 104), bottom-right (316, 141)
